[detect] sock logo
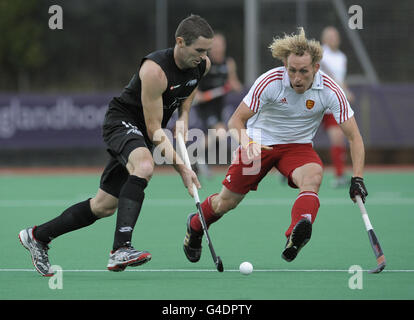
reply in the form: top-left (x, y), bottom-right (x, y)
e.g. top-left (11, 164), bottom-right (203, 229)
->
top-left (119, 226), bottom-right (133, 233)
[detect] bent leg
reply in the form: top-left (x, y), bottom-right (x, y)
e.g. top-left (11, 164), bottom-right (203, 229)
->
top-left (112, 147), bottom-right (153, 251)
top-left (285, 163), bottom-right (323, 237)
top-left (190, 186), bottom-right (245, 233)
top-left (32, 156), bottom-right (129, 244)
top-left (291, 162), bottom-right (323, 194)
top-left (184, 186), bottom-right (245, 262)
top-left (90, 188), bottom-right (118, 218)
top-left (33, 197), bottom-right (100, 244)
top-left (211, 185), bottom-right (245, 215)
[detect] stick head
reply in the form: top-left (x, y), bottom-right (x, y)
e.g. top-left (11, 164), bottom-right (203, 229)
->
top-left (216, 256), bottom-right (224, 272)
top-left (368, 261), bottom-right (386, 274)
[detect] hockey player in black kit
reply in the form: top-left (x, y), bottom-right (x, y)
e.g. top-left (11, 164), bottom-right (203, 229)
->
top-left (18, 15), bottom-right (214, 275)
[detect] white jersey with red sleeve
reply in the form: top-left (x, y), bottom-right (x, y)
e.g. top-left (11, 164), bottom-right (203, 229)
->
top-left (242, 66), bottom-right (354, 145)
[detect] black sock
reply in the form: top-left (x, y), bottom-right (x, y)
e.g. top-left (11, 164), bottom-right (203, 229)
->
top-left (33, 199), bottom-right (99, 243)
top-left (113, 175), bottom-right (147, 251)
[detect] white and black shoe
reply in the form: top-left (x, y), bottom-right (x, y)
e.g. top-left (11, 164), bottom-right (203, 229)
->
top-left (18, 227), bottom-right (54, 277)
top-left (107, 242), bottom-right (151, 272)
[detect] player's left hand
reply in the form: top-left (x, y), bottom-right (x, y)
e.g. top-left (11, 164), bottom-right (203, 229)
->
top-left (245, 141), bottom-right (272, 160)
top-left (180, 166), bottom-right (201, 198)
top-left (350, 177), bottom-right (368, 203)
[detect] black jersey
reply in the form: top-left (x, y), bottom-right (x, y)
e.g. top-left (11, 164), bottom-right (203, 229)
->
top-left (107, 48), bottom-right (206, 140)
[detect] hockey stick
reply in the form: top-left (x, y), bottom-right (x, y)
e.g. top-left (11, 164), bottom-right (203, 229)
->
top-left (177, 133), bottom-right (224, 272)
top-left (355, 195), bottom-right (386, 274)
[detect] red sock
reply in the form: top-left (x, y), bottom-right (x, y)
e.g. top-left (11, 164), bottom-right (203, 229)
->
top-left (285, 191), bottom-right (320, 237)
top-left (331, 145), bottom-right (346, 177)
top-left (190, 193), bottom-right (220, 233)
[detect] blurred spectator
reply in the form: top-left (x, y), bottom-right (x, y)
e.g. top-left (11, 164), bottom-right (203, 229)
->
top-left (320, 26), bottom-right (354, 188)
top-left (194, 33), bottom-right (243, 177)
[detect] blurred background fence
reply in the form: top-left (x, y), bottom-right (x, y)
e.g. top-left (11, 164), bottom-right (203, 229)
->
top-left (1, 0), bottom-right (413, 166)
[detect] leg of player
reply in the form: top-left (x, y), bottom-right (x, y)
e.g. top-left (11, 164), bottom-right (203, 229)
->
top-left (107, 147), bottom-right (153, 271)
top-left (282, 163), bottom-right (322, 262)
top-left (18, 189), bottom-right (118, 277)
top-left (183, 186), bottom-right (244, 262)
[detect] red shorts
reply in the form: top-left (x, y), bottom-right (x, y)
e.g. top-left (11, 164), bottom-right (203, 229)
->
top-left (222, 143), bottom-right (323, 194)
top-left (322, 113), bottom-right (339, 130)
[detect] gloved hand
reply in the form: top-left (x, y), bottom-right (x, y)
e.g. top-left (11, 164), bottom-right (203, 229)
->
top-left (349, 177), bottom-right (368, 203)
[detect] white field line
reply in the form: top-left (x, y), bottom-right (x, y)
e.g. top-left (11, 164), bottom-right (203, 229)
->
top-left (0, 268), bottom-right (413, 273)
top-left (1, 197), bottom-right (414, 207)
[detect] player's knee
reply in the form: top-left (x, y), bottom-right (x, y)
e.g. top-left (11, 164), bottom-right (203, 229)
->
top-left (127, 148), bottom-right (154, 180)
top-left (294, 164), bottom-right (323, 190)
top-left (130, 160), bottom-right (154, 181)
top-left (214, 196), bottom-right (240, 214)
top-left (100, 206), bottom-right (117, 218)
top-left (305, 169), bottom-right (323, 188)
top-left (90, 199), bottom-right (117, 218)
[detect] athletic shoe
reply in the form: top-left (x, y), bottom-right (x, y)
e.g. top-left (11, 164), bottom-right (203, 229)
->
top-left (107, 242), bottom-right (151, 272)
top-left (282, 218), bottom-right (312, 262)
top-left (183, 213), bottom-right (203, 262)
top-left (18, 227), bottom-right (54, 277)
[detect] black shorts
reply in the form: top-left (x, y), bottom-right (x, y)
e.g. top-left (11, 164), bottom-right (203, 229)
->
top-left (99, 113), bottom-right (151, 198)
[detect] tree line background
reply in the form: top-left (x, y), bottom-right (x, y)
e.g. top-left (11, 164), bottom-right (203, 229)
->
top-left (1, 0), bottom-right (413, 92)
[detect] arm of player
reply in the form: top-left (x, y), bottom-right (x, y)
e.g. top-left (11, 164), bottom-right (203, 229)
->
top-left (339, 116), bottom-right (364, 177)
top-left (339, 116), bottom-right (368, 202)
top-left (176, 88), bottom-right (198, 141)
top-left (139, 59), bottom-right (167, 143)
top-left (140, 60), bottom-right (200, 196)
top-left (228, 102), bottom-right (272, 159)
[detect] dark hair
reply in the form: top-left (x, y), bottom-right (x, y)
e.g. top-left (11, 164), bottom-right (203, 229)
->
top-left (175, 14), bottom-right (214, 46)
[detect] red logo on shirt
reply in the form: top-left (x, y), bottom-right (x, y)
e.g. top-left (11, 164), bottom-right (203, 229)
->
top-left (306, 100), bottom-right (315, 109)
top-left (279, 97), bottom-right (288, 104)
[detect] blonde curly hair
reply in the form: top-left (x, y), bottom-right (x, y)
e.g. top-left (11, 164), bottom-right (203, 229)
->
top-left (269, 27), bottom-right (323, 65)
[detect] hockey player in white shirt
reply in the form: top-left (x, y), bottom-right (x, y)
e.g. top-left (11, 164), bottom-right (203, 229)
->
top-left (183, 28), bottom-right (368, 264)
